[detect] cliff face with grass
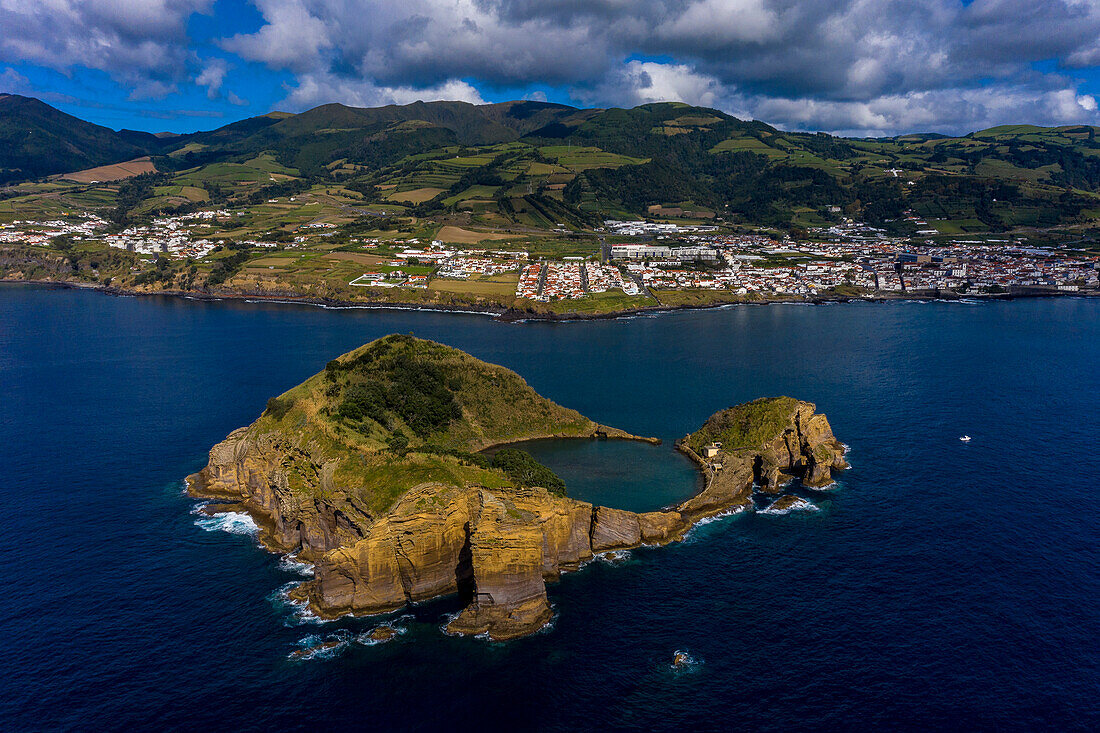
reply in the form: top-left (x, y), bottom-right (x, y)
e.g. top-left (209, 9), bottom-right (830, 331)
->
top-left (675, 397), bottom-right (850, 519)
top-left (188, 336), bottom-right (846, 640)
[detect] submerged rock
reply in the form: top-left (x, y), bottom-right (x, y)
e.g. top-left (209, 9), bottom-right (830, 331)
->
top-left (762, 494), bottom-right (817, 514)
top-left (671, 650), bottom-right (700, 670)
top-left (362, 625), bottom-right (400, 644)
top-left (289, 637), bottom-right (345, 660)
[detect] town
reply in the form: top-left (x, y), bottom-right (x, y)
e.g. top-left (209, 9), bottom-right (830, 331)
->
top-left (2, 211), bottom-right (1097, 303)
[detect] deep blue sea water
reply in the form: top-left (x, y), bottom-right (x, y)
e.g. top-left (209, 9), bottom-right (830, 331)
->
top-left (1, 284), bottom-right (1098, 731)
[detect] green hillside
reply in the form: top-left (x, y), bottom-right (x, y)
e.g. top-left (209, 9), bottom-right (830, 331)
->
top-left (0, 94), bottom-right (161, 183)
top-left (252, 334), bottom-right (596, 512)
top-left (4, 95), bottom-right (1100, 233)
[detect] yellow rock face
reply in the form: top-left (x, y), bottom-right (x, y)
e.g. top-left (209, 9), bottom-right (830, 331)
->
top-left (446, 490), bottom-right (554, 640)
top-left (190, 394), bottom-right (847, 640)
top-left (311, 483), bottom-right (473, 617)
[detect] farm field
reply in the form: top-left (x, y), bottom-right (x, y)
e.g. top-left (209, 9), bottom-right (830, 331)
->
top-left (434, 225), bottom-right (524, 244)
top-left (386, 187), bottom-right (445, 203)
top-left (61, 157), bottom-right (157, 183)
top-left (428, 274), bottom-right (519, 297)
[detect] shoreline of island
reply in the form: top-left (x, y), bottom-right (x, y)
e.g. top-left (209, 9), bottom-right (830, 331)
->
top-left (4, 275), bottom-right (1097, 323)
top-left (184, 338), bottom-right (850, 642)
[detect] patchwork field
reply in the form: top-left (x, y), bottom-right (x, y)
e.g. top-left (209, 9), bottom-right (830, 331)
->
top-left (538, 146), bottom-right (649, 171)
top-left (323, 252), bottom-right (391, 265)
top-left (435, 226), bottom-right (523, 244)
top-left (386, 187), bottom-right (445, 203)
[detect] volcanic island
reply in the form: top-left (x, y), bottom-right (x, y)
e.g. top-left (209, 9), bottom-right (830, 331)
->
top-left (188, 335), bottom-right (848, 640)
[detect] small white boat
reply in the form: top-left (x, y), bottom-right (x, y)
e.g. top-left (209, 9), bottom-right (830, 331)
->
top-left (959, 435), bottom-right (971, 442)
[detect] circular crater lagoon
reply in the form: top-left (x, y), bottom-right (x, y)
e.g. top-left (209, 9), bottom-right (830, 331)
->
top-left (495, 438), bottom-right (703, 512)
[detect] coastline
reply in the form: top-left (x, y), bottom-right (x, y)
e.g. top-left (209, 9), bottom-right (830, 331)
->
top-left (4, 275), bottom-right (1096, 323)
top-left (184, 390), bottom-right (849, 638)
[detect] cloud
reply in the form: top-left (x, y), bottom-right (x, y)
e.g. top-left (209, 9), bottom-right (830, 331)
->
top-left (0, 66), bottom-right (30, 93)
top-left (281, 72), bottom-right (484, 109)
top-left (215, 0), bottom-right (1100, 133)
top-left (581, 58), bottom-right (1100, 136)
top-left (655, 0), bottom-right (782, 48)
top-left (221, 0), bottom-right (333, 72)
top-left (0, 0), bottom-right (214, 94)
top-left (195, 59), bottom-right (228, 99)
top-left (752, 85), bottom-right (1100, 137)
top-left (1, 0), bottom-right (1100, 134)
top-left (581, 61), bottom-right (728, 110)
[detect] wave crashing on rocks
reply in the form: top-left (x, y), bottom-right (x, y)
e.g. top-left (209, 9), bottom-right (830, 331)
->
top-left (193, 509), bottom-right (259, 535)
top-left (760, 495), bottom-right (819, 515)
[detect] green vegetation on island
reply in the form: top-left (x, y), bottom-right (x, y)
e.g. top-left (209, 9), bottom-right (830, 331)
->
top-left (190, 365), bottom-right (847, 640)
top-left (683, 396), bottom-right (803, 454)
top-left (241, 334), bottom-right (592, 513)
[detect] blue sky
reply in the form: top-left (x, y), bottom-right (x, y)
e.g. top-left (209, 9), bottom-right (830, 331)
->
top-left (3, 0), bottom-right (1100, 137)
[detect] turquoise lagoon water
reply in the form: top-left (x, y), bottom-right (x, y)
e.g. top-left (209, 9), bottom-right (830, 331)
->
top-left (489, 438), bottom-right (701, 512)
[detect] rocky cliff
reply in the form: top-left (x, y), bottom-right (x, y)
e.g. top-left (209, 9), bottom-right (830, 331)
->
top-left (189, 337), bottom-right (846, 640)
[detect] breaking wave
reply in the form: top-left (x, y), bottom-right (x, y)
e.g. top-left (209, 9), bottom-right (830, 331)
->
top-left (269, 582), bottom-right (327, 626)
top-left (356, 623), bottom-right (407, 646)
top-left (193, 510), bottom-right (258, 535)
top-left (278, 554), bottom-right (314, 576)
top-left (682, 504), bottom-right (750, 542)
top-left (760, 497), bottom-right (819, 515)
top-left (670, 649), bottom-right (702, 673)
top-left (595, 550), bottom-right (633, 565)
top-left (288, 630), bottom-right (354, 661)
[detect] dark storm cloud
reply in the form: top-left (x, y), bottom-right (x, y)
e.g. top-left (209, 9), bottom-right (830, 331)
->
top-left (2, 0), bottom-right (1100, 133)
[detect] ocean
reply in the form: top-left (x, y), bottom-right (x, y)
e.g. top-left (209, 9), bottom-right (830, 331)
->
top-left (2, 284), bottom-right (1098, 731)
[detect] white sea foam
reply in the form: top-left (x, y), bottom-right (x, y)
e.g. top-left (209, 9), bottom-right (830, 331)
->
top-left (595, 550), bottom-right (633, 565)
top-left (269, 581), bottom-right (330, 626)
top-left (760, 497), bottom-right (819, 515)
top-left (355, 623), bottom-right (407, 646)
top-left (278, 554), bottom-right (314, 576)
top-left (193, 510), bottom-right (259, 535)
top-left (535, 608), bottom-right (559, 636)
top-left (438, 611), bottom-right (462, 636)
top-left (682, 504), bottom-right (750, 542)
top-left (288, 630), bottom-right (353, 661)
top-left (670, 649), bottom-right (702, 672)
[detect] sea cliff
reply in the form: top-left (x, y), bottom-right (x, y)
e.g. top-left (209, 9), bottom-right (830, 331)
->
top-left (188, 336), bottom-right (847, 640)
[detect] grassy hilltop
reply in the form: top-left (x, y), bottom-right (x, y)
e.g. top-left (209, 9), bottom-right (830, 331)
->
top-left (243, 334), bottom-right (597, 513)
top-left (683, 396), bottom-right (804, 455)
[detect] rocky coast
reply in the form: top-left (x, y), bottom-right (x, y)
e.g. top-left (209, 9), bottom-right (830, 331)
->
top-left (187, 336), bottom-right (848, 640)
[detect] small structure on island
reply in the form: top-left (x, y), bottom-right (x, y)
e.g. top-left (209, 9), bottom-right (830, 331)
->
top-left (702, 443), bottom-right (721, 459)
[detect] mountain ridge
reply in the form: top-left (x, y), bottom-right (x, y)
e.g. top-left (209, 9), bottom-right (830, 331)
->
top-left (4, 93), bottom-right (1100, 231)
